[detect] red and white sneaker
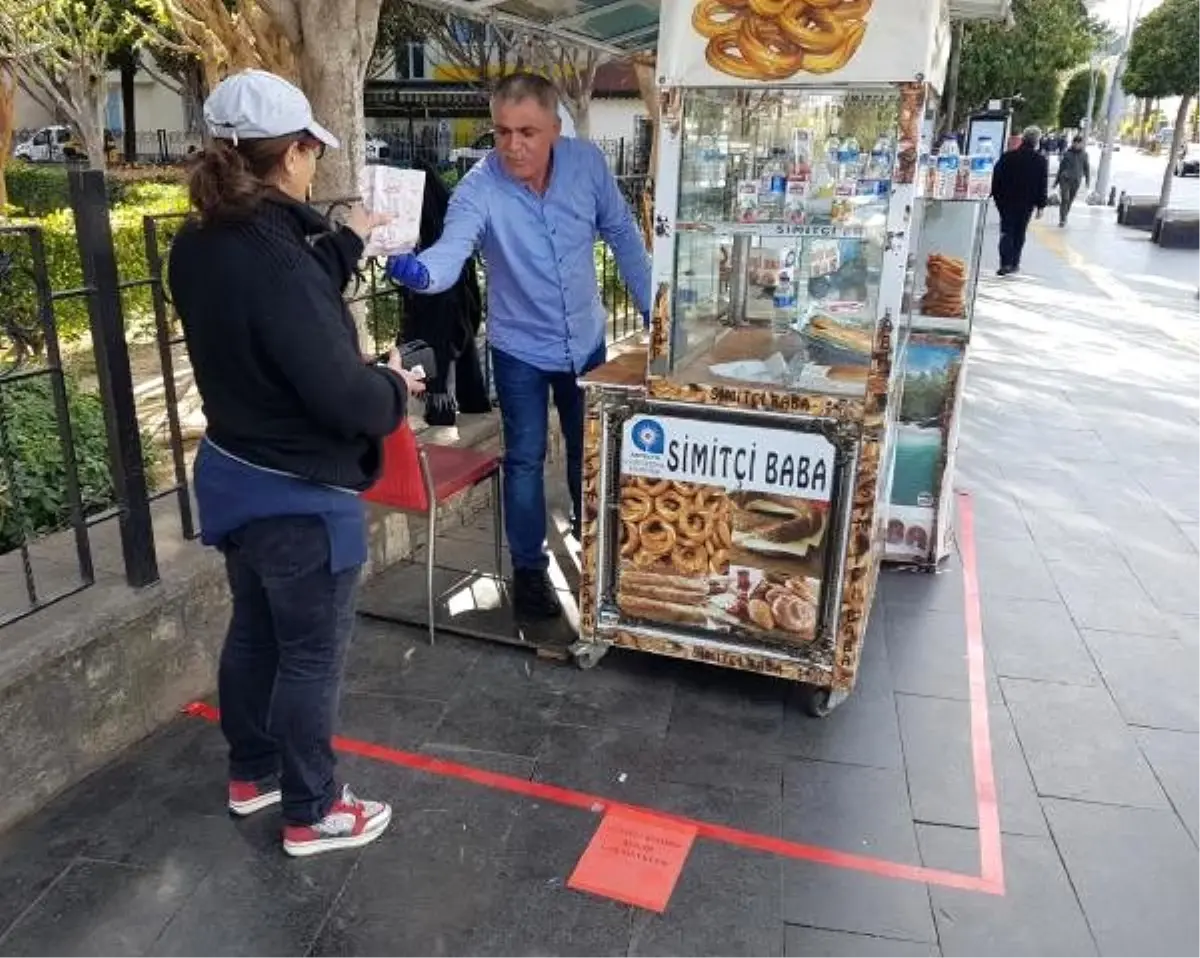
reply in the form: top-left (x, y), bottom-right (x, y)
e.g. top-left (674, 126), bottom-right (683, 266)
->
top-left (282, 785), bottom-right (392, 858)
top-left (228, 777), bottom-right (282, 817)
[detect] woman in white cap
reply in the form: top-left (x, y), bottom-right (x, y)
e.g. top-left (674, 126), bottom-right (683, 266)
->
top-left (168, 69), bottom-right (423, 857)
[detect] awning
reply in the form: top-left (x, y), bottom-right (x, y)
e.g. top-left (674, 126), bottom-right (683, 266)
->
top-left (418, 0), bottom-right (1012, 57)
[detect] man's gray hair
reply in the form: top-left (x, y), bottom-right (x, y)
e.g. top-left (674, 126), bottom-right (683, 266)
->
top-left (1022, 125), bottom-right (1042, 143)
top-left (492, 72), bottom-right (559, 114)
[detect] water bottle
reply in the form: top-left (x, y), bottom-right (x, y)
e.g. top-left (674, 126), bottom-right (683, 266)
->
top-left (758, 148), bottom-right (788, 222)
top-left (935, 135), bottom-right (960, 199)
top-left (869, 135), bottom-right (893, 178)
top-left (837, 136), bottom-right (862, 181)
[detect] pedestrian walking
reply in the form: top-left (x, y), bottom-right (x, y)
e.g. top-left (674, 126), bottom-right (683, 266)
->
top-left (168, 69), bottom-right (426, 858)
top-left (387, 72), bottom-right (651, 621)
top-left (991, 125), bottom-right (1049, 275)
top-left (1055, 134), bottom-right (1091, 226)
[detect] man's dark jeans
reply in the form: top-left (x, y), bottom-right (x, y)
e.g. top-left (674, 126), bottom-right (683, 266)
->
top-left (490, 344), bottom-right (606, 571)
top-left (998, 206), bottom-right (1035, 270)
top-left (219, 515), bottom-right (359, 825)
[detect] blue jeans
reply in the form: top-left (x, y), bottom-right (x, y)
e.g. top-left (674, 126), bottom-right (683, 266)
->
top-left (491, 344), bottom-right (605, 571)
top-left (219, 515), bottom-right (359, 825)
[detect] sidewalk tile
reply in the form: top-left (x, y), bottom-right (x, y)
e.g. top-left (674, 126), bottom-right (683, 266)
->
top-left (896, 694), bottom-right (1046, 837)
top-left (1001, 678), bottom-right (1168, 809)
top-left (424, 680), bottom-right (561, 758)
top-left (782, 679), bottom-right (904, 770)
top-left (1045, 558), bottom-right (1169, 637)
top-left (533, 722), bottom-right (662, 806)
top-left (1083, 631), bottom-right (1199, 732)
top-left (916, 825), bottom-right (1096, 957)
top-left (784, 926), bottom-right (939, 956)
top-left (338, 690), bottom-right (448, 751)
top-left (310, 787), bottom-right (531, 956)
top-left (0, 859), bottom-right (196, 957)
top-left (1133, 728), bottom-right (1199, 845)
top-left (1044, 799), bottom-right (1200, 957)
top-left (629, 781), bottom-right (782, 957)
top-left (780, 760), bottom-right (934, 942)
top-left (1018, 506), bottom-right (1123, 564)
top-left (344, 619), bottom-right (481, 700)
top-left (153, 818), bottom-right (359, 956)
top-left (972, 537), bottom-right (1060, 602)
top-left (554, 649), bottom-right (677, 736)
top-left (981, 598), bottom-right (1100, 686)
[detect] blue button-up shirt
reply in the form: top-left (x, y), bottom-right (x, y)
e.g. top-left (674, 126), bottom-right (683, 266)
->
top-left (417, 138), bottom-right (651, 373)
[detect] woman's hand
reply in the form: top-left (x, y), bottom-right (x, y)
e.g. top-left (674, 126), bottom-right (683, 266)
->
top-left (386, 347), bottom-right (426, 396)
top-left (346, 204), bottom-right (391, 242)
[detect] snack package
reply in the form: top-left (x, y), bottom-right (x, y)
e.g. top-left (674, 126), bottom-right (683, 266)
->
top-left (358, 165), bottom-right (425, 258)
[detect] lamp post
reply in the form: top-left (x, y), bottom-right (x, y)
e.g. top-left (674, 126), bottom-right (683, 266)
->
top-left (1081, 50), bottom-right (1104, 146)
top-left (1091, 0), bottom-right (1144, 205)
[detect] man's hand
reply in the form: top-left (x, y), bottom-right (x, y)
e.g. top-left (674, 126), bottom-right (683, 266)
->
top-left (346, 203), bottom-right (391, 242)
top-left (386, 253), bottom-right (431, 290)
top-left (386, 347), bottom-right (427, 396)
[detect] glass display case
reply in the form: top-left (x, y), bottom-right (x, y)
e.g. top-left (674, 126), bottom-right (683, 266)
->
top-left (885, 190), bottom-right (989, 567)
top-left (655, 88), bottom-right (901, 400)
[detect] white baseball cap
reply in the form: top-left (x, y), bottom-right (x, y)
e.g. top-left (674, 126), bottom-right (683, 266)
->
top-left (203, 69), bottom-right (339, 149)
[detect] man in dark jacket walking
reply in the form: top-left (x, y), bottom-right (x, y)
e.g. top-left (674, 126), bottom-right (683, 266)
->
top-left (991, 126), bottom-right (1049, 275)
top-left (1055, 134), bottom-right (1091, 226)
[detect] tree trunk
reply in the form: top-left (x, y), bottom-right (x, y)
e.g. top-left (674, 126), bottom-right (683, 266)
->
top-left (263, 0), bottom-right (382, 201)
top-left (182, 61), bottom-right (207, 139)
top-left (66, 69), bottom-right (108, 171)
top-left (1158, 94), bottom-right (1192, 210)
top-left (567, 94), bottom-right (591, 140)
top-left (120, 55), bottom-right (138, 163)
top-left (0, 64), bottom-right (14, 209)
top-left (940, 20), bottom-right (964, 137)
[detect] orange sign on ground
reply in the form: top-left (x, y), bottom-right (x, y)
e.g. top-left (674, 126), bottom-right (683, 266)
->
top-left (567, 809), bottom-right (698, 913)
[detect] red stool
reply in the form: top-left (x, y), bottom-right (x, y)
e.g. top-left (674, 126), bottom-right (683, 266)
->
top-left (363, 421), bottom-right (503, 644)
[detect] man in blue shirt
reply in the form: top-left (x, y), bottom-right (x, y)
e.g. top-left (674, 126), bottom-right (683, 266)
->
top-left (388, 73), bottom-right (651, 619)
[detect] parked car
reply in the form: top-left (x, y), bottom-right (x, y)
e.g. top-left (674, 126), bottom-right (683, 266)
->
top-left (449, 131), bottom-right (494, 166)
top-left (1174, 142), bottom-right (1200, 177)
top-left (13, 125), bottom-right (76, 162)
top-left (365, 132), bottom-right (390, 162)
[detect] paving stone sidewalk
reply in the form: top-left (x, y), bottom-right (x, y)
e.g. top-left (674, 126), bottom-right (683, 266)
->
top-left (0, 216), bottom-right (1195, 957)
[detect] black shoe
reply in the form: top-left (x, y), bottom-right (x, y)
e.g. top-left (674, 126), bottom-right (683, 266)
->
top-left (512, 569), bottom-right (562, 620)
top-left (997, 266), bottom-right (1012, 276)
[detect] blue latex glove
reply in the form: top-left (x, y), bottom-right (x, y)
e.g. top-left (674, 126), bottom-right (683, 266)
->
top-left (385, 253), bottom-right (430, 290)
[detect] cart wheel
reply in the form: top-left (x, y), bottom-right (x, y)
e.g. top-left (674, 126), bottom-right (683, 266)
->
top-left (796, 684), bottom-right (848, 719)
top-left (571, 641), bottom-right (608, 671)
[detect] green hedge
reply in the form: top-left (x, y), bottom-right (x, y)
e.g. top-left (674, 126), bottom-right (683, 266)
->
top-left (0, 182), bottom-right (190, 347)
top-left (0, 375), bottom-right (156, 554)
top-left (4, 161), bottom-right (186, 217)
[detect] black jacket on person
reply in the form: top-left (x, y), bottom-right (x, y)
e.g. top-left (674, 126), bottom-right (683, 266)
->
top-left (1056, 147), bottom-right (1091, 185)
top-left (397, 160), bottom-right (490, 424)
top-left (991, 143), bottom-right (1049, 214)
top-left (169, 193), bottom-right (408, 491)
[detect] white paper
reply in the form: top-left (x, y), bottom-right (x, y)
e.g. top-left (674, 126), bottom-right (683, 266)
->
top-left (358, 166), bottom-right (425, 258)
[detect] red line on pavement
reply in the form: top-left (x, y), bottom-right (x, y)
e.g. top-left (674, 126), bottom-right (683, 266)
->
top-left (956, 490), bottom-right (1006, 894)
top-left (183, 491), bottom-right (1005, 896)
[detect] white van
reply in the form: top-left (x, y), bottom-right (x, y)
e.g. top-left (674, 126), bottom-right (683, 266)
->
top-left (13, 125), bottom-right (76, 163)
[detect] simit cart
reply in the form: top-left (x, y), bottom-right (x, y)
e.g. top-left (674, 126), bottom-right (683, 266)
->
top-left (571, 0), bottom-right (991, 714)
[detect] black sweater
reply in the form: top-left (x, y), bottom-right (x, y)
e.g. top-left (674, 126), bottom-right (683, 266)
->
top-left (991, 144), bottom-right (1049, 213)
top-left (169, 194), bottom-right (407, 491)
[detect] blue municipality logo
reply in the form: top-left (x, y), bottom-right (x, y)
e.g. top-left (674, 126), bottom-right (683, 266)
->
top-left (630, 418), bottom-right (665, 455)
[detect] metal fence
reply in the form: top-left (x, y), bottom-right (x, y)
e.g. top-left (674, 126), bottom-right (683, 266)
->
top-left (0, 165), bottom-right (648, 626)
